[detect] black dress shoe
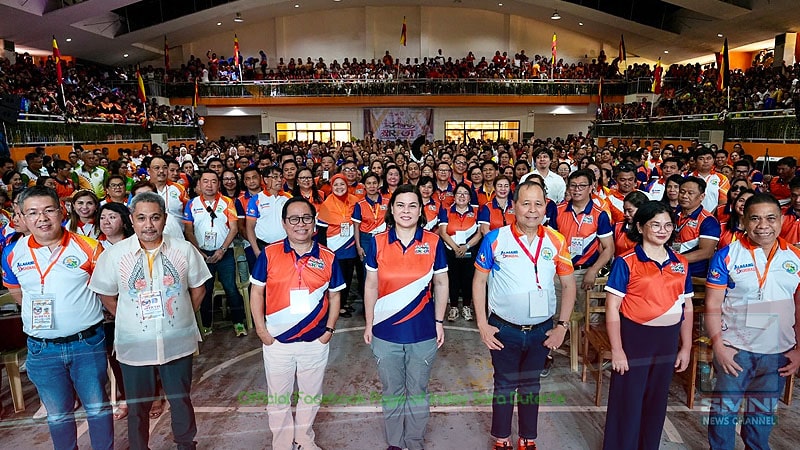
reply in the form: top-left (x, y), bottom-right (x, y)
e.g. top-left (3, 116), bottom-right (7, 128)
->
top-left (339, 310), bottom-right (352, 318)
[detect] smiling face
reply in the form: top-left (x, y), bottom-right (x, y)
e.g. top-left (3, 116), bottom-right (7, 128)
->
top-left (638, 212), bottom-right (674, 247)
top-left (494, 178), bottom-right (511, 199)
top-left (744, 200), bottom-right (782, 248)
top-left (73, 194), bottom-right (97, 220)
top-left (454, 185), bottom-right (471, 207)
top-left (513, 184), bottom-right (546, 231)
top-left (297, 169), bottom-right (314, 190)
top-left (390, 192), bottom-right (421, 230)
top-left (283, 201), bottom-right (315, 246)
top-left (21, 195), bottom-right (63, 245)
top-left (331, 178), bottom-right (348, 196)
top-left (735, 192), bottom-right (754, 216)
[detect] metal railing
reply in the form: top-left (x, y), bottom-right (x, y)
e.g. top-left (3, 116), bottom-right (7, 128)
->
top-left (6, 115), bottom-right (199, 146)
top-left (592, 109), bottom-right (800, 143)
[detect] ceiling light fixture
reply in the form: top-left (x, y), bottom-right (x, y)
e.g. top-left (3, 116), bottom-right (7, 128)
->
top-left (578, 22), bottom-right (584, 26)
top-left (216, 22), bottom-right (222, 26)
top-left (498, 3), bottom-right (503, 6)
top-left (234, 12), bottom-right (244, 23)
top-left (717, 33), bottom-right (724, 38)
top-left (664, 50), bottom-right (669, 54)
top-left (295, 4), bottom-right (300, 7)
top-left (123, 53), bottom-right (129, 58)
top-left (65, 38), bottom-right (72, 42)
top-left (551, 10), bottom-right (561, 20)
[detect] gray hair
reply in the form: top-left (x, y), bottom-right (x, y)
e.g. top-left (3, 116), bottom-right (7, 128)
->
top-left (129, 191), bottom-right (166, 214)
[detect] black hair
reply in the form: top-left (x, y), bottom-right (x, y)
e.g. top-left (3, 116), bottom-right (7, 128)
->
top-left (682, 175), bottom-right (707, 193)
top-left (567, 168), bottom-right (596, 185)
top-left (281, 196), bottom-right (316, 220)
top-left (743, 192), bottom-right (781, 216)
top-left (98, 202), bottom-right (135, 238)
top-left (626, 201), bottom-right (676, 245)
top-left (385, 184), bottom-right (426, 229)
top-left (777, 156), bottom-right (797, 168)
top-left (660, 174), bottom-right (686, 206)
top-left (292, 167), bottom-right (323, 204)
top-left (726, 188), bottom-right (756, 233)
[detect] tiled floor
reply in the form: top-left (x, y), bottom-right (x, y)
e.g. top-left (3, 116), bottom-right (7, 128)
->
top-left (1, 311), bottom-right (798, 449)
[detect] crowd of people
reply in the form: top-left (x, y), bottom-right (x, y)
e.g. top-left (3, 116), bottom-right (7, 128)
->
top-left (1, 133), bottom-right (799, 450)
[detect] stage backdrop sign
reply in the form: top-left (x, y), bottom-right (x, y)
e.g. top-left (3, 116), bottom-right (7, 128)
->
top-left (364, 108), bottom-right (433, 141)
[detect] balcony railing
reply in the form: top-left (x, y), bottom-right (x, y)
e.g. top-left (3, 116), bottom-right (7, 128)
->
top-left (591, 109), bottom-right (800, 142)
top-left (163, 78), bottom-right (629, 98)
top-left (6, 114), bottom-right (199, 146)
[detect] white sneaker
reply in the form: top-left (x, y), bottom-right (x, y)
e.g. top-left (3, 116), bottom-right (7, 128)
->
top-left (462, 306), bottom-right (474, 321)
top-left (33, 403), bottom-right (47, 419)
top-left (447, 306), bottom-right (459, 322)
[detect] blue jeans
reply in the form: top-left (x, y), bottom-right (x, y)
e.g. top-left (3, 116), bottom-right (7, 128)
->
top-left (26, 327), bottom-right (113, 450)
top-left (488, 315), bottom-right (550, 440)
top-left (708, 349), bottom-right (788, 450)
top-left (201, 248), bottom-right (245, 327)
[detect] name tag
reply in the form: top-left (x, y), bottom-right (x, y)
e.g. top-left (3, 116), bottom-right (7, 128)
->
top-left (569, 237), bottom-right (585, 257)
top-left (529, 289), bottom-right (550, 318)
top-left (339, 223), bottom-right (352, 238)
top-left (31, 294), bottom-right (55, 330)
top-left (138, 291), bottom-right (165, 321)
top-left (454, 230), bottom-right (469, 245)
top-left (203, 231), bottom-right (218, 249)
top-left (290, 288), bottom-right (312, 315)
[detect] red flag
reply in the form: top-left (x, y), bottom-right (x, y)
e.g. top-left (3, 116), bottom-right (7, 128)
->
top-left (400, 17), bottom-right (407, 46)
top-left (164, 35), bottom-right (170, 72)
top-left (136, 68), bottom-right (147, 104)
top-left (234, 34), bottom-right (240, 67)
top-left (52, 36), bottom-right (62, 86)
top-left (652, 58), bottom-right (663, 94)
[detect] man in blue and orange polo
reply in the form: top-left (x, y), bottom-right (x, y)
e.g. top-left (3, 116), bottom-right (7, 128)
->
top-left (673, 176), bottom-right (721, 278)
top-left (250, 197), bottom-right (344, 450)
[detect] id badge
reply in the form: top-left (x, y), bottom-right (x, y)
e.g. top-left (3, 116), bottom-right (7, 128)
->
top-left (745, 290), bottom-right (772, 329)
top-left (454, 230), bottom-right (468, 246)
top-left (203, 231), bottom-right (218, 249)
top-left (339, 223), bottom-right (352, 238)
top-left (671, 241), bottom-right (683, 253)
top-left (31, 294), bottom-right (55, 330)
top-left (290, 288), bottom-right (312, 315)
top-left (138, 291), bottom-right (165, 321)
top-left (529, 289), bottom-right (550, 318)
top-left (569, 237), bottom-right (584, 257)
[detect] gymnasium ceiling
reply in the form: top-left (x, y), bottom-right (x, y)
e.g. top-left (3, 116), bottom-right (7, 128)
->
top-left (1, 0), bottom-right (798, 67)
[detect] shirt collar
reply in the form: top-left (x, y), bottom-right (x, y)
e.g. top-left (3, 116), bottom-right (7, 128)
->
top-left (119, 233), bottom-right (172, 254)
top-left (387, 226), bottom-right (424, 245)
top-left (633, 244), bottom-right (681, 265)
top-left (739, 235), bottom-right (789, 252)
top-left (511, 222), bottom-right (545, 240)
top-left (282, 238), bottom-right (321, 258)
top-left (565, 200), bottom-right (593, 215)
top-left (29, 228), bottom-right (70, 249)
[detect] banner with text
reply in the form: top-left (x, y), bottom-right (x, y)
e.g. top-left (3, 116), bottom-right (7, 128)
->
top-left (364, 108), bottom-right (433, 141)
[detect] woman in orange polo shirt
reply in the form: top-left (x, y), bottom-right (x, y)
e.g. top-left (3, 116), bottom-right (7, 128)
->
top-left (478, 175), bottom-right (515, 236)
top-left (438, 183), bottom-right (482, 322)
top-left (613, 191), bottom-right (649, 257)
top-left (317, 174), bottom-right (359, 318)
top-left (718, 188), bottom-right (754, 248)
top-left (293, 167), bottom-right (325, 210)
top-left (417, 176), bottom-right (440, 231)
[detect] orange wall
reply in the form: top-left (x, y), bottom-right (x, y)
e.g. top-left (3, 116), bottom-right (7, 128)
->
top-left (9, 140), bottom-right (190, 162)
top-left (597, 137), bottom-right (797, 157)
top-left (728, 51), bottom-right (754, 71)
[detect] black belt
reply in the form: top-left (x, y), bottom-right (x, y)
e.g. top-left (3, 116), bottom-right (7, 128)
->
top-left (28, 321), bottom-right (103, 344)
top-left (490, 314), bottom-right (549, 332)
top-left (573, 264), bottom-right (592, 270)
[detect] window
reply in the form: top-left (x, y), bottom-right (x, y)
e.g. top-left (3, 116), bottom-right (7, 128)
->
top-left (275, 122), bottom-right (351, 143)
top-left (445, 120), bottom-right (520, 143)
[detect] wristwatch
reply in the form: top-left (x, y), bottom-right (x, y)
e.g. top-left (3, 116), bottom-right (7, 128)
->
top-left (325, 327), bottom-right (335, 334)
top-left (557, 320), bottom-right (569, 330)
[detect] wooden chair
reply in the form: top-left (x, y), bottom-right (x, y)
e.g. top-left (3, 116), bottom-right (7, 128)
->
top-left (581, 277), bottom-right (611, 406)
top-left (0, 292), bottom-right (27, 413)
top-left (212, 245), bottom-right (253, 330)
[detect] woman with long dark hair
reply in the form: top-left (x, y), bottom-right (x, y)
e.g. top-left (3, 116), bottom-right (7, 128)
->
top-left (718, 188), bottom-right (755, 248)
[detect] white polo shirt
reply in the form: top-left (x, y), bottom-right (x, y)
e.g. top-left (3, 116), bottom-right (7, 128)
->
top-left (156, 182), bottom-right (187, 239)
top-left (88, 234), bottom-right (212, 366)
top-left (707, 237), bottom-right (800, 354)
top-left (2, 231), bottom-right (104, 339)
top-left (183, 193), bottom-right (238, 251)
top-left (246, 191), bottom-right (289, 244)
top-left (475, 224), bottom-right (574, 325)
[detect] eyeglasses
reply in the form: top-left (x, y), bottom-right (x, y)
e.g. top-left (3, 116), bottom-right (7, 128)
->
top-left (266, 175), bottom-right (282, 179)
top-left (729, 185), bottom-right (746, 192)
top-left (222, 177), bottom-right (237, 182)
top-left (568, 183), bottom-right (591, 191)
top-left (646, 222), bottom-right (675, 232)
top-left (297, 176), bottom-right (313, 181)
top-left (343, 167), bottom-right (358, 172)
top-left (108, 183), bottom-right (125, 189)
top-left (286, 215), bottom-right (314, 225)
top-left (23, 208), bottom-right (60, 219)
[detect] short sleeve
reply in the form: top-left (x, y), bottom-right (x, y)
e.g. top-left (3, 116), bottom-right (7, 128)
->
top-left (235, 198), bottom-right (246, 218)
top-left (250, 249), bottom-right (269, 286)
top-left (364, 236), bottom-right (378, 271)
top-left (352, 202), bottom-right (363, 223)
top-left (2, 240), bottom-right (19, 288)
top-left (548, 206), bottom-right (560, 232)
top-left (706, 247), bottom-right (730, 289)
top-left (224, 200), bottom-right (238, 224)
top-left (597, 210), bottom-right (613, 238)
top-left (433, 237), bottom-right (448, 273)
top-left (437, 207), bottom-right (449, 225)
top-left (605, 256), bottom-right (630, 298)
top-left (186, 245), bottom-right (212, 288)
top-left (88, 249), bottom-right (119, 296)
top-left (699, 216), bottom-right (721, 241)
top-left (477, 205), bottom-right (490, 225)
top-left (328, 254), bottom-right (346, 291)
top-left (554, 234), bottom-right (575, 276)
top-left (246, 196), bottom-right (260, 219)
top-left (474, 229), bottom-right (497, 272)
top-left (183, 200), bottom-right (194, 223)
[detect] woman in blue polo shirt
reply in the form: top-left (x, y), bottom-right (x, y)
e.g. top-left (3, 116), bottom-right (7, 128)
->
top-left (363, 184), bottom-right (448, 450)
top-left (602, 201), bottom-right (694, 450)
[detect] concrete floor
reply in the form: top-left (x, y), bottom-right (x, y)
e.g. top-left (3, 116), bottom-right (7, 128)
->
top-left (2, 310), bottom-right (799, 450)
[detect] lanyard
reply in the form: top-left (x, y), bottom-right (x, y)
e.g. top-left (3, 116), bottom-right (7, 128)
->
top-left (495, 199), bottom-right (509, 226)
top-left (570, 204), bottom-right (588, 234)
top-left (512, 227), bottom-right (545, 289)
top-left (748, 241), bottom-right (779, 291)
top-left (367, 195), bottom-right (382, 220)
top-left (29, 242), bottom-right (68, 295)
top-left (293, 252), bottom-right (311, 289)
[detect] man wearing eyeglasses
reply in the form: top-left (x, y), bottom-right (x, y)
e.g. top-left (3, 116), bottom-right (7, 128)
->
top-left (184, 170), bottom-right (247, 337)
top-left (341, 160), bottom-right (366, 199)
top-left (246, 167), bottom-right (291, 257)
top-left (2, 187), bottom-right (113, 450)
top-left (250, 197), bottom-right (344, 450)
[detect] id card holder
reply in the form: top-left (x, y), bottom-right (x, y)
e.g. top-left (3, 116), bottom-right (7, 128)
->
top-left (290, 289), bottom-right (312, 315)
top-left (30, 294), bottom-right (55, 330)
top-left (529, 288), bottom-right (550, 318)
top-left (454, 230), bottom-right (468, 246)
top-left (569, 237), bottom-right (584, 257)
top-left (138, 291), bottom-right (165, 321)
top-left (745, 290), bottom-right (771, 329)
top-left (339, 223), bottom-right (352, 238)
top-left (671, 241), bottom-right (682, 253)
top-left (203, 231), bottom-right (218, 249)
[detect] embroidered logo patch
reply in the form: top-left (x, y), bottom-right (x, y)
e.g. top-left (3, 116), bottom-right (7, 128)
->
top-left (62, 255), bottom-right (79, 269)
top-left (414, 243), bottom-right (430, 255)
top-left (709, 269), bottom-right (721, 280)
top-left (541, 248), bottom-right (554, 260)
top-left (783, 261), bottom-right (798, 274)
top-left (307, 259), bottom-right (325, 269)
top-left (671, 263), bottom-right (685, 274)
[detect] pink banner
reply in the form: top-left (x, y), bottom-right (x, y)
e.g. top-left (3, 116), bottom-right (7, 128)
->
top-left (364, 108), bottom-right (433, 141)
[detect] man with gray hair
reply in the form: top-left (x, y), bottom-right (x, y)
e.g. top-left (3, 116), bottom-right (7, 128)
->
top-left (89, 192), bottom-right (211, 450)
